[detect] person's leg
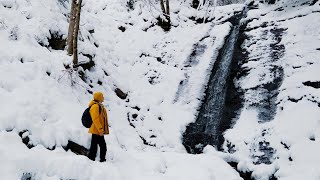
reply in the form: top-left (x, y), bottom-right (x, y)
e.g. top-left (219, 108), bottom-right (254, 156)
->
top-left (97, 135), bottom-right (107, 162)
top-left (88, 134), bottom-right (98, 161)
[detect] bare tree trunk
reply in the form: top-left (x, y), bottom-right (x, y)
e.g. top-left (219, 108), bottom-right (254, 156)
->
top-left (73, 0), bottom-right (82, 65)
top-left (159, 0), bottom-right (170, 31)
top-left (165, 0), bottom-right (170, 26)
top-left (160, 0), bottom-right (166, 15)
top-left (165, 0), bottom-right (170, 17)
top-left (67, 0), bottom-right (77, 55)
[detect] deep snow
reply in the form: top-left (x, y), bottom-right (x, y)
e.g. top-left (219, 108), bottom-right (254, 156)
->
top-left (223, 0), bottom-right (320, 179)
top-left (0, 0), bottom-right (320, 179)
top-left (0, 0), bottom-right (244, 179)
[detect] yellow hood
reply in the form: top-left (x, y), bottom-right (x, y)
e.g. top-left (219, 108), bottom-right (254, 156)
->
top-left (93, 92), bottom-right (104, 103)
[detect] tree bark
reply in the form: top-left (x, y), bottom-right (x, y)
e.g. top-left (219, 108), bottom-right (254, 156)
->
top-left (160, 0), bottom-right (166, 15)
top-left (165, 0), bottom-right (170, 27)
top-left (159, 0), bottom-right (170, 31)
top-left (165, 0), bottom-right (170, 17)
top-left (67, 0), bottom-right (77, 55)
top-left (73, 0), bottom-right (82, 65)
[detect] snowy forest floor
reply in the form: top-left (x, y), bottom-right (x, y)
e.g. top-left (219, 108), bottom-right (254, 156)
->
top-left (0, 0), bottom-right (320, 179)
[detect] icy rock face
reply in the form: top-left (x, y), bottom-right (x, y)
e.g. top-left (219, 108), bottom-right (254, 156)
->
top-left (216, 0), bottom-right (246, 6)
top-left (192, 0), bottom-right (246, 9)
top-left (223, 0), bottom-right (320, 179)
top-left (0, 0), bottom-right (247, 179)
top-left (183, 10), bottom-right (245, 153)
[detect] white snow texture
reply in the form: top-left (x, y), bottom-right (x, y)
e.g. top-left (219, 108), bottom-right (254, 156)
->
top-left (0, 0), bottom-right (319, 179)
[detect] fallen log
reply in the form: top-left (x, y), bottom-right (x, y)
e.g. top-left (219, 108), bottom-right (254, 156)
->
top-left (64, 140), bottom-right (89, 156)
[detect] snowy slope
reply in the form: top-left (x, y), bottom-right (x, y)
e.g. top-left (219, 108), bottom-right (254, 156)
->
top-left (0, 0), bottom-right (244, 179)
top-left (1, 0), bottom-right (319, 179)
top-left (223, 0), bottom-right (320, 179)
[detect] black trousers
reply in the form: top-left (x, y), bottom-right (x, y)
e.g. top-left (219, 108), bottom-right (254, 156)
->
top-left (88, 134), bottom-right (107, 162)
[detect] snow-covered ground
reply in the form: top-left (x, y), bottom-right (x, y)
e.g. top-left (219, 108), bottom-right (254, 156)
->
top-left (0, 0), bottom-right (244, 179)
top-left (223, 0), bottom-right (320, 179)
top-left (0, 0), bottom-right (319, 179)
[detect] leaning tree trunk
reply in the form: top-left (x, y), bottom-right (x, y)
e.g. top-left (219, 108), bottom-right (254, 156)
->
top-left (159, 0), bottom-right (170, 31)
top-left (67, 0), bottom-right (77, 55)
top-left (73, 0), bottom-right (82, 65)
top-left (165, 0), bottom-right (170, 27)
top-left (160, 0), bottom-right (166, 15)
top-left (165, 0), bottom-right (170, 18)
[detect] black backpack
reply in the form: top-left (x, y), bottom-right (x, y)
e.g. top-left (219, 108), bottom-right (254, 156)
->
top-left (81, 104), bottom-right (101, 128)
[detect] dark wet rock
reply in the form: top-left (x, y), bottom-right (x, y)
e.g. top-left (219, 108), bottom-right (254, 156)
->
top-left (132, 114), bottom-right (138, 119)
top-left (126, 0), bottom-right (135, 10)
top-left (289, 156), bottom-right (293, 161)
top-left (248, 27), bottom-right (285, 123)
top-left (310, 0), bottom-right (319, 6)
top-left (275, 7), bottom-right (284, 11)
top-left (132, 106), bottom-right (140, 111)
top-left (115, 88), bottom-right (127, 100)
top-left (150, 135), bottom-right (156, 138)
top-left (156, 57), bottom-right (162, 62)
top-left (118, 26), bottom-right (126, 32)
top-left (292, 66), bottom-right (301, 69)
top-left (183, 133), bottom-right (217, 153)
top-left (77, 69), bottom-right (87, 82)
top-left (127, 113), bottom-right (135, 128)
top-left (48, 31), bottom-right (66, 50)
top-left (103, 70), bottom-right (109, 76)
top-left (81, 53), bottom-right (94, 62)
top-left (278, 11), bottom-right (320, 22)
top-left (192, 0), bottom-right (200, 8)
top-left (88, 29), bottom-right (95, 34)
top-left (74, 56), bottom-right (95, 71)
top-left (261, 0), bottom-right (276, 4)
top-left (189, 16), bottom-right (213, 24)
top-left (229, 160), bottom-right (278, 179)
top-left (281, 141), bottom-right (290, 150)
top-left (64, 140), bottom-right (89, 156)
top-left (226, 141), bottom-right (236, 153)
top-left (9, 26), bottom-right (18, 40)
top-left (228, 161), bottom-right (253, 180)
top-left (245, 22), bottom-right (269, 32)
top-left (254, 141), bottom-right (275, 165)
top-left (94, 42), bottom-right (99, 48)
top-left (21, 172), bottom-right (33, 180)
top-left (303, 81), bottom-right (320, 89)
top-left (139, 53), bottom-right (149, 58)
top-left (309, 135), bottom-right (315, 141)
top-left (145, 70), bottom-right (160, 85)
top-left (148, 76), bottom-right (159, 85)
top-left (184, 42), bottom-right (207, 67)
top-left (288, 97), bottom-right (303, 103)
top-left (19, 130), bottom-right (34, 149)
top-left (257, 67), bottom-right (284, 122)
top-left (140, 135), bottom-right (156, 147)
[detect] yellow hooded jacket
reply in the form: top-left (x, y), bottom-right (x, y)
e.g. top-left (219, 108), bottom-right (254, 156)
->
top-left (88, 92), bottom-right (109, 135)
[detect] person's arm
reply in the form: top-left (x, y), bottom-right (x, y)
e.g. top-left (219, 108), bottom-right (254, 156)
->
top-left (90, 104), bottom-right (104, 134)
top-left (104, 107), bottom-right (109, 134)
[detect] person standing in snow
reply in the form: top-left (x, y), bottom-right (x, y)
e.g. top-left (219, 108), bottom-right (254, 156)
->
top-left (88, 92), bottom-right (109, 162)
